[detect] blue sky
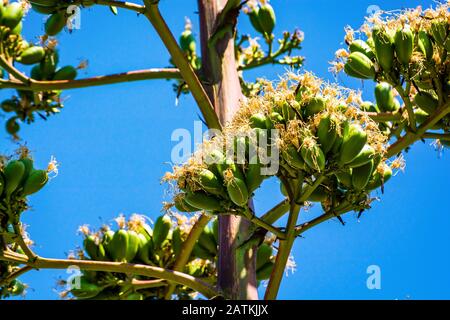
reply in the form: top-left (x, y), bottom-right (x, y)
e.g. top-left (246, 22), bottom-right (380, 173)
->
top-left (2, 0), bottom-right (449, 299)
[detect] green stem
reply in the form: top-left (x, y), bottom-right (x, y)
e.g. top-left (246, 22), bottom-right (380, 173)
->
top-left (93, 0), bottom-right (146, 13)
top-left (423, 132), bottom-right (450, 141)
top-left (260, 199), bottom-right (290, 225)
top-left (394, 84), bottom-right (416, 131)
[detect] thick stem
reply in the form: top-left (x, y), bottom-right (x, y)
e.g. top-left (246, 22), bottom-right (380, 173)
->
top-left (198, 0), bottom-right (257, 300)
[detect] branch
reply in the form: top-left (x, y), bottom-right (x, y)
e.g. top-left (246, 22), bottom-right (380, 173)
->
top-left (92, 0), bottom-right (146, 13)
top-left (0, 251), bottom-right (219, 299)
top-left (260, 199), bottom-right (290, 225)
top-left (0, 55), bottom-right (30, 84)
top-left (130, 279), bottom-right (167, 290)
top-left (0, 265), bottom-right (33, 286)
top-left (0, 68), bottom-right (182, 91)
top-left (422, 132), bottom-right (450, 141)
top-left (366, 111), bottom-right (402, 122)
top-left (143, 1), bottom-right (221, 130)
top-left (395, 84), bottom-right (417, 132)
top-left (163, 214), bottom-right (211, 299)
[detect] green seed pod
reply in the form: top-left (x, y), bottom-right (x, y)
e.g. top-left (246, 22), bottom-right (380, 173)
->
top-left (17, 46), bottom-right (46, 65)
top-left (335, 169), bottom-right (352, 188)
top-left (413, 92), bottom-right (438, 115)
top-left (198, 226), bottom-right (217, 256)
top-left (125, 230), bottom-right (140, 262)
top-left (31, 3), bottom-right (58, 14)
top-left (1, 3), bottom-right (24, 29)
top-left (11, 21), bottom-right (22, 35)
top-left (22, 169), bottom-right (48, 196)
top-left (172, 227), bottom-right (183, 257)
top-left (307, 185), bottom-right (328, 202)
top-left (153, 215), bottom-right (172, 249)
top-left (256, 262), bottom-right (274, 280)
top-left (53, 65), bottom-right (77, 81)
top-left (344, 52), bottom-right (375, 79)
top-left (45, 12), bottom-right (66, 36)
top-left (18, 157), bottom-right (34, 184)
top-left (4, 160), bottom-right (25, 197)
top-left (83, 235), bottom-right (106, 261)
top-left (1, 99), bottom-right (18, 112)
top-left (375, 82), bottom-right (397, 112)
top-left (249, 113), bottom-right (268, 129)
top-left (204, 149), bottom-right (225, 178)
top-left (248, 7), bottom-right (264, 34)
top-left (198, 169), bottom-right (224, 196)
top-left (282, 145), bottom-right (306, 170)
top-left (280, 102), bottom-right (297, 120)
top-left (174, 193), bottom-right (199, 212)
top-left (184, 192), bottom-right (222, 211)
top-left (372, 26), bottom-right (395, 71)
top-left (351, 160), bottom-right (374, 190)
top-left (418, 30), bottom-right (433, 61)
top-left (108, 229), bottom-right (129, 262)
top-left (192, 242), bottom-right (214, 260)
top-left (256, 243), bottom-right (273, 270)
top-left (222, 160), bottom-right (245, 181)
top-left (212, 218), bottom-right (219, 245)
top-left (338, 124), bottom-right (368, 165)
top-left (269, 112), bottom-right (284, 124)
top-left (70, 276), bottom-right (102, 299)
top-left (394, 25), bottom-right (414, 66)
top-left (226, 177), bottom-right (249, 207)
top-left (347, 144), bottom-right (375, 168)
top-left (349, 39), bottom-right (375, 59)
top-left (430, 21), bottom-right (449, 49)
top-left (179, 30), bottom-right (196, 53)
top-left (414, 109), bottom-right (429, 126)
top-left (330, 120), bottom-right (349, 155)
top-left (137, 234), bottom-right (154, 264)
top-left (367, 163), bottom-right (393, 190)
top-left (258, 3), bottom-right (276, 35)
top-left (317, 115), bottom-right (338, 154)
top-left (10, 280), bottom-right (25, 296)
top-left (6, 117), bottom-right (20, 135)
top-left (303, 96), bottom-right (326, 118)
top-left (300, 141), bottom-right (326, 172)
top-left (40, 50), bottom-right (59, 80)
top-left (245, 157), bottom-right (265, 194)
top-left (124, 292), bottom-right (144, 300)
top-left (30, 65), bottom-right (43, 80)
top-left (360, 101), bottom-right (380, 113)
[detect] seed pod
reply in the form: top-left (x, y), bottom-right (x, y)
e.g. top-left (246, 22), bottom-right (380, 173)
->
top-left (108, 229), bottom-right (129, 262)
top-left (198, 226), bottom-right (217, 256)
top-left (11, 21), bottom-right (22, 35)
top-left (279, 102), bottom-right (297, 120)
top-left (248, 7), bottom-right (264, 34)
top-left (4, 160), bottom-right (25, 197)
top-left (344, 52), bottom-right (375, 79)
top-left (198, 168), bottom-right (224, 196)
top-left (30, 65), bottom-right (43, 80)
top-left (5, 117), bottom-right (19, 137)
top-left (1, 99), bottom-right (18, 112)
top-left (249, 113), bottom-right (268, 129)
top-left (303, 96), bottom-right (326, 118)
top-left (10, 280), bottom-right (25, 296)
top-left (330, 120), bottom-right (349, 155)
top-left (256, 262), bottom-right (275, 280)
top-left (153, 215), bottom-right (172, 249)
top-left (269, 112), bottom-right (284, 124)
top-left (204, 149), bottom-right (225, 177)
top-left (212, 218), bottom-right (219, 245)
top-left (124, 292), bottom-right (144, 300)
top-left (307, 185), bottom-right (328, 202)
top-left (348, 144), bottom-right (375, 168)
top-left (335, 169), bottom-right (352, 189)
top-left (184, 192), bottom-right (222, 211)
top-left (338, 124), bottom-right (368, 165)
top-left (222, 161), bottom-right (245, 181)
top-left (17, 46), bottom-right (46, 65)
top-left (125, 230), bottom-right (140, 262)
top-left (40, 50), bottom-right (59, 80)
top-left (282, 145), bottom-right (306, 170)
top-left (351, 160), bottom-right (374, 190)
top-left (300, 141), bottom-right (326, 172)
top-left (18, 157), bottom-right (33, 184)
top-left (174, 193), bottom-right (199, 212)
top-left (137, 234), bottom-right (154, 264)
top-left (413, 92), bottom-right (438, 115)
top-left (367, 163), bottom-right (393, 190)
top-left (45, 12), bottom-right (66, 36)
top-left (83, 235), bottom-right (106, 261)
top-left (172, 227), bottom-right (183, 257)
top-left (53, 65), bottom-right (77, 81)
top-left (22, 169), bottom-right (48, 196)
top-left (372, 26), bottom-right (395, 71)
top-left (192, 242), bottom-right (214, 260)
top-left (375, 82), bottom-right (397, 112)
top-left (418, 30), bottom-right (433, 61)
top-left (258, 3), bottom-right (276, 35)
top-left (180, 29), bottom-right (196, 53)
top-left (317, 115), bottom-right (338, 154)
top-left (245, 155), bottom-right (265, 193)
top-left (70, 276), bottom-right (102, 299)
top-left (430, 21), bottom-right (449, 49)
top-left (349, 39), bottom-right (375, 59)
top-left (1, 3), bottom-right (24, 29)
top-left (360, 101), bottom-right (380, 113)
top-left (226, 177), bottom-right (249, 207)
top-left (256, 243), bottom-right (273, 270)
top-left (394, 26), bottom-right (414, 66)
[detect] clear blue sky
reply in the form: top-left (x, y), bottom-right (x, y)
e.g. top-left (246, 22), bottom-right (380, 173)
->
top-left (2, 0), bottom-right (449, 299)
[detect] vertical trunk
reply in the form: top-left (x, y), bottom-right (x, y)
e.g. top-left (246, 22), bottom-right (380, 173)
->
top-left (197, 0), bottom-right (258, 300)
